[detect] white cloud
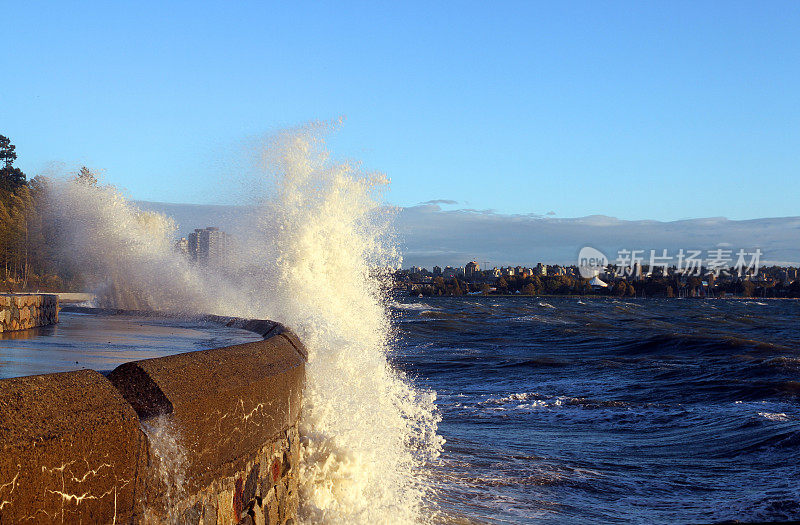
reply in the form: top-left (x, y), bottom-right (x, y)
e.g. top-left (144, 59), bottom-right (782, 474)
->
top-left (419, 199), bottom-right (458, 206)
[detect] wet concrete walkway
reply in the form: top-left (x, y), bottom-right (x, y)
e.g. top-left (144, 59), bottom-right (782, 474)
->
top-left (0, 311), bottom-right (263, 379)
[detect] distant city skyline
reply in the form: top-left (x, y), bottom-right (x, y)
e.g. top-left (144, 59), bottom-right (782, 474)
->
top-left (135, 201), bottom-right (800, 268)
top-left (3, 2), bottom-right (800, 221)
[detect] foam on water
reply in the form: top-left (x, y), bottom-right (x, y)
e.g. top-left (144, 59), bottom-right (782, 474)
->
top-left (44, 125), bottom-right (442, 523)
top-left (758, 412), bottom-right (790, 422)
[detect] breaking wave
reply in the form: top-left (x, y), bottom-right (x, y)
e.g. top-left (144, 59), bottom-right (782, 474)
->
top-left (45, 124), bottom-right (442, 523)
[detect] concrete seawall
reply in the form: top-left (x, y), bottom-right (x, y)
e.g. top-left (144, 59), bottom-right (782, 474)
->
top-left (0, 316), bottom-right (306, 524)
top-left (0, 294), bottom-right (58, 332)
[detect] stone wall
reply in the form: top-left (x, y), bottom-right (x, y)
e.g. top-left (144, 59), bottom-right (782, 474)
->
top-left (163, 427), bottom-right (300, 525)
top-left (0, 319), bottom-right (306, 524)
top-left (0, 293), bottom-right (58, 332)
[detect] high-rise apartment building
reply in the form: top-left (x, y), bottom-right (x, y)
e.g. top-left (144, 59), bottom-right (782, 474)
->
top-left (184, 227), bottom-right (230, 266)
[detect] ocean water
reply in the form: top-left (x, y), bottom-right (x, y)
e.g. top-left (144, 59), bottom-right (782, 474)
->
top-left (390, 296), bottom-right (800, 524)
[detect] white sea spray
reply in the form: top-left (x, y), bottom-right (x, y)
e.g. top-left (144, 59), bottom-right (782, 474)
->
top-left (44, 125), bottom-right (443, 523)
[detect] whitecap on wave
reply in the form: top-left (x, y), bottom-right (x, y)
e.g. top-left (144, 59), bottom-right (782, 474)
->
top-left (758, 412), bottom-right (790, 422)
top-left (390, 300), bottom-right (440, 311)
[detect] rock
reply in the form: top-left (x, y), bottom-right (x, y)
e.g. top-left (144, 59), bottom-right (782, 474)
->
top-left (203, 502), bottom-right (218, 525)
top-left (217, 489), bottom-right (234, 524)
top-left (181, 501), bottom-right (203, 525)
top-left (264, 488), bottom-right (279, 525)
top-left (250, 503), bottom-right (265, 525)
top-left (244, 463), bottom-right (260, 505)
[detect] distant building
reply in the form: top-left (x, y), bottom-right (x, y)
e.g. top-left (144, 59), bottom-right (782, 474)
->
top-left (175, 237), bottom-right (189, 256)
top-left (443, 266), bottom-right (458, 279)
top-left (465, 261), bottom-right (480, 278)
top-left (187, 229), bottom-right (202, 260)
top-left (202, 227), bottom-right (229, 266)
top-left (185, 226), bottom-right (230, 266)
top-left (433, 266), bottom-right (442, 277)
top-left (535, 263), bottom-right (547, 276)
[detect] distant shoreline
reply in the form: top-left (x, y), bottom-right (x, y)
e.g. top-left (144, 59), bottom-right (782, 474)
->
top-left (402, 293), bottom-right (798, 300)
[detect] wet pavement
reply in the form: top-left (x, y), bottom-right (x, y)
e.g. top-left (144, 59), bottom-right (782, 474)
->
top-left (0, 311), bottom-right (263, 379)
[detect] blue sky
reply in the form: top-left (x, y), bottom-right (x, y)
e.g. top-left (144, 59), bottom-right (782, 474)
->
top-left (3, 1), bottom-right (799, 220)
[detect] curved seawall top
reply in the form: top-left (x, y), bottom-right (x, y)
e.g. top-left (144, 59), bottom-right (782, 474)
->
top-left (108, 334), bottom-right (305, 493)
top-left (0, 314), bottom-right (306, 524)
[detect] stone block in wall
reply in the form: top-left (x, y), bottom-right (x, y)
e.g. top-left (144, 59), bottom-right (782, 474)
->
top-left (0, 369), bottom-right (148, 523)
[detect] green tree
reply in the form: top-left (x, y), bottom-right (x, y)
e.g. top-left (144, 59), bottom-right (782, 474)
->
top-left (0, 135), bottom-right (17, 167)
top-left (497, 277), bottom-right (508, 293)
top-left (0, 140), bottom-right (66, 289)
top-left (0, 135), bottom-right (26, 190)
top-left (432, 276), bottom-right (445, 295)
top-left (75, 166), bottom-right (99, 186)
top-left (0, 185), bottom-right (34, 283)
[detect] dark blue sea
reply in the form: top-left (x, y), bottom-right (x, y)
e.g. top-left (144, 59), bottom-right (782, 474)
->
top-left (390, 296), bottom-right (800, 524)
